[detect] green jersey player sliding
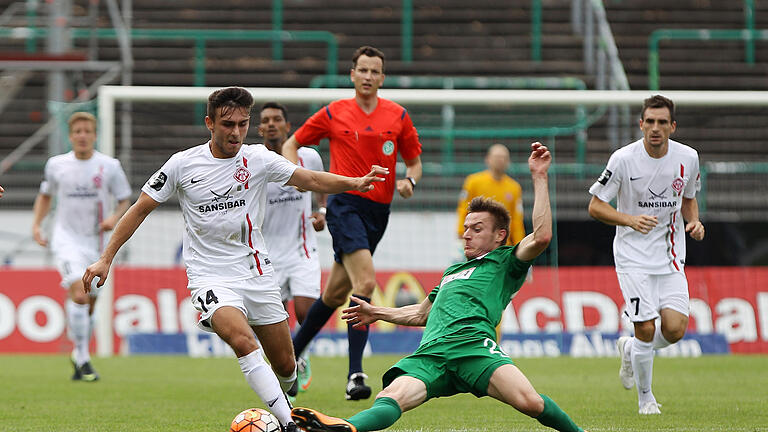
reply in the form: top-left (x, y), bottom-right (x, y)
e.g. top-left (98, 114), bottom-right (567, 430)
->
top-left (291, 142), bottom-right (588, 432)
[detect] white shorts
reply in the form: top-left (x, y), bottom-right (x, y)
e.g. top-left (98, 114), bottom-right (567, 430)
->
top-left (54, 248), bottom-right (101, 295)
top-left (274, 255), bottom-right (321, 302)
top-left (617, 272), bottom-right (689, 322)
top-left (190, 276), bottom-right (289, 333)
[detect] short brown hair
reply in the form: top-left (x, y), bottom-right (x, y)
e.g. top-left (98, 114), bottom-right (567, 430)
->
top-left (207, 87), bottom-right (254, 121)
top-left (467, 197), bottom-right (511, 244)
top-left (68, 112), bottom-right (96, 131)
top-left (352, 45), bottom-right (385, 70)
top-left (641, 95), bottom-right (675, 122)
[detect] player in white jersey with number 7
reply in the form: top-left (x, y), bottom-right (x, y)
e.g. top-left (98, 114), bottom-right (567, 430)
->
top-left (588, 95), bottom-right (705, 415)
top-left (32, 111), bottom-right (132, 382)
top-left (82, 87), bottom-right (388, 432)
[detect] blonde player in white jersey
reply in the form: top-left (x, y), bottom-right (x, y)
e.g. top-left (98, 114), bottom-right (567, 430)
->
top-left (82, 87), bottom-right (388, 431)
top-left (32, 112), bottom-right (132, 382)
top-left (259, 102), bottom-right (326, 396)
top-left (588, 95), bottom-right (705, 415)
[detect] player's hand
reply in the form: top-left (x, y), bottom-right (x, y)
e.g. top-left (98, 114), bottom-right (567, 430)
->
top-left (356, 165), bottom-right (388, 192)
top-left (396, 178), bottom-right (414, 198)
top-left (528, 142), bottom-right (552, 176)
top-left (629, 214), bottom-right (658, 234)
top-left (686, 220), bottom-right (705, 241)
top-left (341, 296), bottom-right (377, 328)
top-left (82, 259), bottom-right (110, 294)
top-left (32, 224), bottom-right (48, 247)
top-left (310, 211), bottom-right (326, 231)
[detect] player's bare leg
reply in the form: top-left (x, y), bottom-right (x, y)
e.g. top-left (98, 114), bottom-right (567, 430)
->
top-left (340, 249), bottom-right (377, 400)
top-left (211, 306), bottom-right (294, 426)
top-left (253, 319), bottom-right (298, 391)
top-left (487, 364), bottom-right (584, 431)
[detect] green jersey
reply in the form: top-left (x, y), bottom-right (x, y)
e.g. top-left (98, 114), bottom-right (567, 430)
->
top-left (421, 245), bottom-right (531, 345)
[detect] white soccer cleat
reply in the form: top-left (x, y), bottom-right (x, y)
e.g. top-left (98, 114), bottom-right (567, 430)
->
top-left (617, 336), bottom-right (634, 390)
top-left (638, 401), bottom-right (662, 415)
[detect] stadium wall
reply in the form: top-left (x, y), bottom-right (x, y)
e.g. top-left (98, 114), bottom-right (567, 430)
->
top-left (1, 267), bottom-right (765, 354)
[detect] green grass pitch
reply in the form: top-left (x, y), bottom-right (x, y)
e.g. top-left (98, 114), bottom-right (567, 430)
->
top-left (1, 354), bottom-right (766, 431)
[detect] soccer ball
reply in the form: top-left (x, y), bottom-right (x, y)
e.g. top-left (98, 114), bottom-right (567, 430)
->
top-left (230, 408), bottom-right (281, 432)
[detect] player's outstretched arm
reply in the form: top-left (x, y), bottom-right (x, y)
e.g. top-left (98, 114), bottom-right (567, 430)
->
top-left (82, 192), bottom-right (160, 292)
top-left (342, 296), bottom-right (432, 328)
top-left (588, 196), bottom-right (658, 234)
top-left (515, 143), bottom-right (553, 262)
top-left (286, 165), bottom-right (388, 194)
top-left (682, 197), bottom-right (705, 241)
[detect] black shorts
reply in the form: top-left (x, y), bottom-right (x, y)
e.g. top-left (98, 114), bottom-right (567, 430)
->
top-left (326, 193), bottom-right (390, 263)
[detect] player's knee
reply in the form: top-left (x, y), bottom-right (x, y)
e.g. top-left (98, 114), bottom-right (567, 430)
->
top-left (322, 289), bottom-right (348, 308)
top-left (634, 321), bottom-right (656, 342)
top-left (663, 325), bottom-right (686, 343)
top-left (273, 356), bottom-right (296, 378)
top-left (227, 334), bottom-right (260, 358)
top-left (353, 279), bottom-right (377, 297)
top-left (517, 392), bottom-right (544, 417)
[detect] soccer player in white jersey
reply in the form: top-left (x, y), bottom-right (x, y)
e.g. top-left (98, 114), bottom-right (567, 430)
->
top-left (32, 111), bottom-right (132, 382)
top-left (82, 87), bottom-right (388, 431)
top-left (259, 102), bottom-right (326, 395)
top-left (588, 95), bottom-right (705, 415)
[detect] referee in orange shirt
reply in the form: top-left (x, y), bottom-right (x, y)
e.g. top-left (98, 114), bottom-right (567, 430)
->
top-left (282, 45), bottom-right (423, 401)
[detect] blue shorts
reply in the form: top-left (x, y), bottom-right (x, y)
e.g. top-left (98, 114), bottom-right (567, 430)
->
top-left (326, 193), bottom-right (390, 263)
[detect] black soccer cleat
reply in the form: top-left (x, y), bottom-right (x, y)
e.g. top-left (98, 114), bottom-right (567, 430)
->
top-left (291, 407), bottom-right (356, 432)
top-left (344, 372), bottom-right (371, 401)
top-left (282, 421), bottom-right (298, 432)
top-left (70, 355), bottom-right (82, 381)
top-left (79, 361), bottom-right (100, 382)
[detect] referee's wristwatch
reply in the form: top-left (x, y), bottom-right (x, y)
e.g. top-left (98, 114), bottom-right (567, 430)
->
top-left (406, 176), bottom-right (417, 189)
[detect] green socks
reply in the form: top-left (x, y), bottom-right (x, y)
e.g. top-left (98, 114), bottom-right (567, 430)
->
top-left (535, 394), bottom-right (583, 432)
top-left (347, 397), bottom-right (402, 432)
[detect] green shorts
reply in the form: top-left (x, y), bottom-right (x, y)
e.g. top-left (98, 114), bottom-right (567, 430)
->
top-left (382, 332), bottom-right (514, 400)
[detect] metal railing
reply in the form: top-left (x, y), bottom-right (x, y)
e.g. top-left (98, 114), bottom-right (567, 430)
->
top-left (648, 28), bottom-right (768, 91)
top-left (571, 0), bottom-right (633, 149)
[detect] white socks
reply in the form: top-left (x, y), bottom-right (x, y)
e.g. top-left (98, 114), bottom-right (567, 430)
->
top-left (238, 350), bottom-right (293, 426)
top-left (631, 338), bottom-right (656, 405)
top-left (66, 300), bottom-right (91, 366)
top-left (652, 325), bottom-right (672, 349)
top-left (276, 365), bottom-right (297, 393)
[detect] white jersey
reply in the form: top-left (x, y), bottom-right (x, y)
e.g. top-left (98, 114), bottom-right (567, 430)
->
top-left (39, 151), bottom-right (131, 254)
top-left (262, 147), bottom-right (324, 265)
top-left (141, 142), bottom-right (297, 287)
top-left (589, 139), bottom-right (700, 274)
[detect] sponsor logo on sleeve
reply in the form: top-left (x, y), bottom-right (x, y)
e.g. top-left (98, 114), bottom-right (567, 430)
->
top-left (149, 171), bottom-right (167, 191)
top-left (597, 169), bottom-right (612, 185)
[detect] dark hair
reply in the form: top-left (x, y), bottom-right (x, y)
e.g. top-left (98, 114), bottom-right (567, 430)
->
top-left (641, 95), bottom-right (675, 123)
top-left (260, 101), bottom-right (288, 121)
top-left (207, 87), bottom-right (254, 121)
top-left (467, 197), bottom-right (511, 244)
top-left (352, 45), bottom-right (385, 69)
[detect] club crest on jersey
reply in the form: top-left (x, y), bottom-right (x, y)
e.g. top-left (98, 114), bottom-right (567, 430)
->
top-left (382, 140), bottom-right (394, 156)
top-left (671, 177), bottom-right (684, 195)
top-left (233, 167), bottom-right (250, 183)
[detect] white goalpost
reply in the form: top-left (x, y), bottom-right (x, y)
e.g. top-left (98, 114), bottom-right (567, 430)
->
top-left (94, 86), bottom-right (768, 356)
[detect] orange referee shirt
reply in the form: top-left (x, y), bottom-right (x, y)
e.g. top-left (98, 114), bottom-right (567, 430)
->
top-left (294, 98), bottom-right (422, 204)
